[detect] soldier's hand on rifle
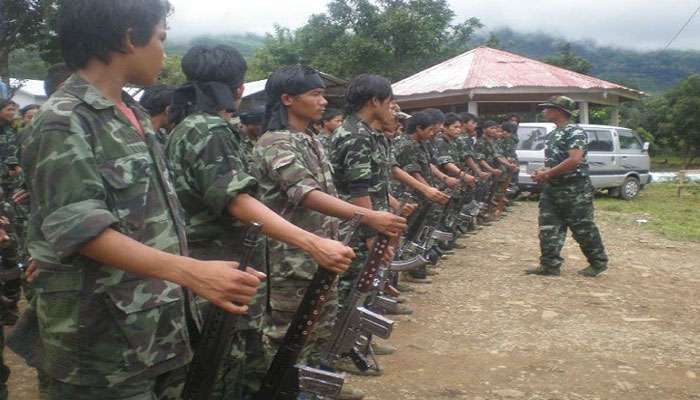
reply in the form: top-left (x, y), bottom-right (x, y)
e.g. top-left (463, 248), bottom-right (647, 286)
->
top-left (492, 169), bottom-right (503, 177)
top-left (186, 261), bottom-right (266, 315)
top-left (0, 216), bottom-right (9, 227)
top-left (308, 237), bottom-right (354, 274)
top-left (400, 202), bottom-right (417, 217)
top-left (25, 258), bottom-right (39, 283)
top-left (0, 228), bottom-right (8, 244)
top-left (423, 187), bottom-right (450, 205)
top-left (509, 163), bottom-right (520, 173)
top-left (478, 171), bottom-right (492, 181)
top-left (445, 176), bottom-right (460, 189)
top-left (531, 168), bottom-right (550, 184)
top-left (12, 189), bottom-right (29, 205)
top-left (460, 173), bottom-right (477, 188)
top-left (363, 211), bottom-right (407, 238)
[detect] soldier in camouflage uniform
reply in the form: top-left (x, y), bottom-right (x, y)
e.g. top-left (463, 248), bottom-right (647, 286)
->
top-left (8, 2), bottom-right (265, 399)
top-left (0, 98), bottom-right (20, 400)
top-left (250, 65), bottom-right (404, 382)
top-left (328, 74), bottom-right (403, 308)
top-left (317, 108), bottom-right (344, 152)
top-left (166, 45), bottom-right (353, 400)
top-left (479, 121), bottom-right (518, 219)
top-left (528, 96), bottom-right (608, 277)
top-left (139, 84), bottom-right (176, 146)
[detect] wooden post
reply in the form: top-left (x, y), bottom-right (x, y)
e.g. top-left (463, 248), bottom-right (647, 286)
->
top-left (678, 170), bottom-right (687, 198)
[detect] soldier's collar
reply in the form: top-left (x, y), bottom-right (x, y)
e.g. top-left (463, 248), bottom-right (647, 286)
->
top-left (62, 74), bottom-right (139, 111)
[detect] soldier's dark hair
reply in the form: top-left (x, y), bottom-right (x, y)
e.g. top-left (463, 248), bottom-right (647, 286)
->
top-left (505, 113), bottom-right (521, 124)
top-left (482, 120), bottom-right (498, 129)
top-left (345, 74), bottom-right (393, 114)
top-left (501, 122), bottom-right (518, 134)
top-left (406, 111), bottom-right (433, 134)
top-left (181, 45), bottom-right (247, 87)
top-left (139, 85), bottom-right (175, 116)
top-left (460, 112), bottom-right (479, 124)
top-left (44, 63), bottom-right (74, 96)
top-left (264, 65), bottom-right (326, 131)
top-left (240, 106), bottom-right (266, 126)
top-left (424, 108), bottom-right (446, 125)
top-left (444, 112), bottom-right (462, 127)
top-left (321, 108), bottom-right (344, 122)
top-left (57, 0), bottom-right (172, 70)
top-left (20, 104), bottom-right (41, 117)
top-left (0, 100), bottom-right (17, 112)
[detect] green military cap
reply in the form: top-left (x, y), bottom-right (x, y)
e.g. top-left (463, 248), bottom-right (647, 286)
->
top-left (538, 96), bottom-right (579, 117)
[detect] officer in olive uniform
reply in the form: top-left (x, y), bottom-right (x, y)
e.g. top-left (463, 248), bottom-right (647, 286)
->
top-left (527, 96), bottom-right (608, 277)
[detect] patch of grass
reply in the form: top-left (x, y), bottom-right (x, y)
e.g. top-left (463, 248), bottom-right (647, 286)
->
top-left (596, 183), bottom-right (700, 242)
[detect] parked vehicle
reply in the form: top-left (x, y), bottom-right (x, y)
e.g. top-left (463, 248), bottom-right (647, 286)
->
top-left (516, 123), bottom-right (651, 200)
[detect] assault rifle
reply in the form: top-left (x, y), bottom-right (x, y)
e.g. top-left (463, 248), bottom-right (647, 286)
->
top-left (255, 214), bottom-right (365, 400)
top-left (183, 223), bottom-right (263, 400)
top-left (0, 196), bottom-right (28, 282)
top-left (319, 215), bottom-right (401, 375)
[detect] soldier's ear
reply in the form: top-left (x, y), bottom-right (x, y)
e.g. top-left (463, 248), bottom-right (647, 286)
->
top-left (281, 94), bottom-right (295, 107)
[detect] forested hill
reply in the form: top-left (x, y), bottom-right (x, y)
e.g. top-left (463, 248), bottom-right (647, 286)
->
top-left (475, 29), bottom-right (700, 94)
top-left (166, 29), bottom-right (699, 94)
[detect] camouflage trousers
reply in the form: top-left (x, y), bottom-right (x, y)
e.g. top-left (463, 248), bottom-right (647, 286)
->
top-left (539, 178), bottom-right (608, 269)
top-left (210, 329), bottom-right (268, 400)
top-left (262, 278), bottom-right (338, 367)
top-left (45, 366), bottom-right (186, 400)
top-left (0, 324), bottom-right (8, 400)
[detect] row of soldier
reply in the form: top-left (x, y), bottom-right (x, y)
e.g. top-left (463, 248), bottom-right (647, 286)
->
top-left (0, 1), bottom-right (527, 400)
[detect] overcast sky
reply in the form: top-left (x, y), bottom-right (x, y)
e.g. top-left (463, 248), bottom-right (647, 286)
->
top-left (168, 0), bottom-right (700, 51)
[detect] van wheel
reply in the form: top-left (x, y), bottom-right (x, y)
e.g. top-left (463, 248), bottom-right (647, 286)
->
top-left (619, 177), bottom-right (641, 200)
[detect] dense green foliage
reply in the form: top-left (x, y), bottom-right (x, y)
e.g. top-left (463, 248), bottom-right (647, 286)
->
top-left (479, 28), bottom-right (700, 94)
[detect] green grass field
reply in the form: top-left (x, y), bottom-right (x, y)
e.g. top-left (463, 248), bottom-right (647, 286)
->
top-left (595, 183), bottom-right (700, 242)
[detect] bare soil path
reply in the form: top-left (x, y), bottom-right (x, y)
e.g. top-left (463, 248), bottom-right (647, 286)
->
top-left (350, 200), bottom-right (700, 400)
top-left (5, 200), bottom-right (700, 399)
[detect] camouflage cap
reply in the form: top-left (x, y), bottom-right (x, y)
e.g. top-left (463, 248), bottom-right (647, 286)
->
top-left (538, 96), bottom-right (579, 117)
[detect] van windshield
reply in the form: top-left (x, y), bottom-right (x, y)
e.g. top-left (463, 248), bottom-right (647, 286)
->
top-left (517, 127), bottom-right (548, 151)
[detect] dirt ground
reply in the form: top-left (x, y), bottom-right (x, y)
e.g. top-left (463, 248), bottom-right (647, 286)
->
top-left (5, 200), bottom-right (700, 399)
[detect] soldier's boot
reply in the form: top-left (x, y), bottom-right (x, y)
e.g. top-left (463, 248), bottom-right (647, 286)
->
top-left (383, 302), bottom-right (414, 315)
top-left (338, 386), bottom-right (365, 400)
top-left (395, 282), bottom-right (414, 292)
top-left (525, 265), bottom-right (561, 276)
top-left (371, 341), bottom-right (397, 356)
top-left (578, 265), bottom-right (608, 277)
top-left (402, 271), bottom-right (432, 284)
top-left (334, 357), bottom-right (383, 377)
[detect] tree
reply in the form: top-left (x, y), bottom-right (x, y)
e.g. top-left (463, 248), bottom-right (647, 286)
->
top-left (544, 42), bottom-right (592, 75)
top-left (159, 55), bottom-right (187, 86)
top-left (483, 32), bottom-right (501, 49)
top-left (665, 74), bottom-right (700, 168)
top-left (249, 0), bottom-right (482, 81)
top-left (0, 0), bottom-right (56, 96)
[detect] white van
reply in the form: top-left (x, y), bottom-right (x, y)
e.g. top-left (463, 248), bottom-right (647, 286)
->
top-left (516, 123), bottom-right (652, 200)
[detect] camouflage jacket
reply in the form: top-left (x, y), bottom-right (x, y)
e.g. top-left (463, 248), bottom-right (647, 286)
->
top-left (166, 112), bottom-right (265, 329)
top-left (434, 134), bottom-right (464, 169)
top-left (14, 74), bottom-right (192, 386)
top-left (545, 123), bottom-right (589, 183)
top-left (0, 123), bottom-right (21, 191)
top-left (251, 129), bottom-right (340, 282)
top-left (458, 135), bottom-right (482, 162)
top-left (394, 134), bottom-right (439, 193)
top-left (329, 114), bottom-right (396, 242)
top-left (479, 137), bottom-right (504, 166)
top-left (165, 112), bottom-right (257, 245)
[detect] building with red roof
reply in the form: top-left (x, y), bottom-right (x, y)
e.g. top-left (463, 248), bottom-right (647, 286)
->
top-left (392, 46), bottom-right (644, 124)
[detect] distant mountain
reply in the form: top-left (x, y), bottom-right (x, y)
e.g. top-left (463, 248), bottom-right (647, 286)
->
top-left (473, 28), bottom-right (700, 94)
top-left (166, 33), bottom-right (266, 58)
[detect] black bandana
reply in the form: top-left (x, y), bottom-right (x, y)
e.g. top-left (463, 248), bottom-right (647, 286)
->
top-left (169, 81), bottom-right (237, 125)
top-left (264, 65), bottom-right (326, 132)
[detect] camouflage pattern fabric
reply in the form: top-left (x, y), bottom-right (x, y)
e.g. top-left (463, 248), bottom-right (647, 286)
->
top-left (544, 124), bottom-right (589, 184)
top-left (0, 318), bottom-right (7, 400)
top-left (250, 129), bottom-right (340, 366)
top-left (434, 134), bottom-right (462, 169)
top-left (209, 329), bottom-right (268, 400)
top-left (539, 178), bottom-right (608, 270)
top-left (11, 74), bottom-right (193, 391)
top-left (45, 365), bottom-right (187, 400)
top-left (328, 114), bottom-right (395, 305)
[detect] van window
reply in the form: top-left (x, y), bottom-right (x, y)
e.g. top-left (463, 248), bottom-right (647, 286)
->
top-left (586, 130), bottom-right (614, 152)
top-left (517, 127), bottom-right (548, 150)
top-left (618, 129), bottom-right (643, 150)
